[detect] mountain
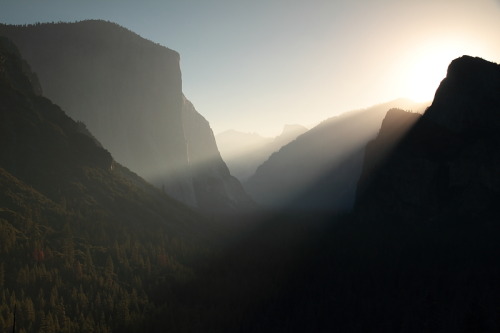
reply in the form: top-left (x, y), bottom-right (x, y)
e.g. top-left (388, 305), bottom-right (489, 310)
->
top-left (0, 20), bottom-right (252, 213)
top-left (356, 56), bottom-right (500, 223)
top-left (216, 124), bottom-right (307, 181)
top-left (0, 36), bottom-right (216, 332)
top-left (244, 99), bottom-right (428, 212)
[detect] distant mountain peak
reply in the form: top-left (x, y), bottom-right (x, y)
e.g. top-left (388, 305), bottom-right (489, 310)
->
top-left (217, 129), bottom-right (270, 139)
top-left (280, 124), bottom-right (308, 136)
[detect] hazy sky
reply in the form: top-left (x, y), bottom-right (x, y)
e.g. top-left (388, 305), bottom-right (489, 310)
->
top-left (2, 0), bottom-right (500, 136)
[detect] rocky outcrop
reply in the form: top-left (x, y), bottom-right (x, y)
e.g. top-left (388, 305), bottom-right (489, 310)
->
top-left (0, 20), bottom-right (251, 213)
top-left (356, 56), bottom-right (500, 223)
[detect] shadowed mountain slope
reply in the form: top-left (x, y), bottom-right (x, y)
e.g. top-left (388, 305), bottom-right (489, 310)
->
top-left (244, 99), bottom-right (427, 212)
top-left (0, 20), bottom-right (252, 213)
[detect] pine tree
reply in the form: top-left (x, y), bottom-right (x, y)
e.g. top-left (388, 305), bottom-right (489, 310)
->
top-left (62, 224), bottom-right (75, 265)
top-left (23, 297), bottom-right (35, 323)
top-left (84, 246), bottom-right (95, 275)
top-left (0, 263), bottom-right (4, 287)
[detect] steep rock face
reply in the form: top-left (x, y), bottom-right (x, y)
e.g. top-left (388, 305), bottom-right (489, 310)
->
top-left (0, 20), bottom-right (250, 212)
top-left (1, 21), bottom-right (184, 179)
top-left (0, 35), bottom-right (199, 222)
top-left (182, 97), bottom-right (254, 212)
top-left (356, 56), bottom-right (500, 223)
top-left (244, 99), bottom-right (427, 212)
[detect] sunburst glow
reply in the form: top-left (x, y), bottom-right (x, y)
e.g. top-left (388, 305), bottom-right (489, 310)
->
top-left (404, 40), bottom-right (484, 102)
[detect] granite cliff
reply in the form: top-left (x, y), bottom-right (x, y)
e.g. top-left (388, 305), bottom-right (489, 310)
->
top-left (0, 20), bottom-right (252, 213)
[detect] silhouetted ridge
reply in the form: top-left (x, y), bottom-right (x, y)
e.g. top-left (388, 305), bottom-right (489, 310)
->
top-left (356, 56), bottom-right (500, 223)
top-left (425, 55), bottom-right (500, 133)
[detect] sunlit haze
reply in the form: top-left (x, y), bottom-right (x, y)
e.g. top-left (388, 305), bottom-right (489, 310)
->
top-left (1, 0), bottom-right (499, 136)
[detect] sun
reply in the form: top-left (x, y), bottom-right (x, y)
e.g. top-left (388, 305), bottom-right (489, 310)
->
top-left (401, 38), bottom-right (486, 103)
top-left (405, 45), bottom-right (465, 102)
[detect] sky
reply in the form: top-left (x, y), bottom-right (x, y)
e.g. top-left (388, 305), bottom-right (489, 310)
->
top-left (1, 0), bottom-right (500, 136)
